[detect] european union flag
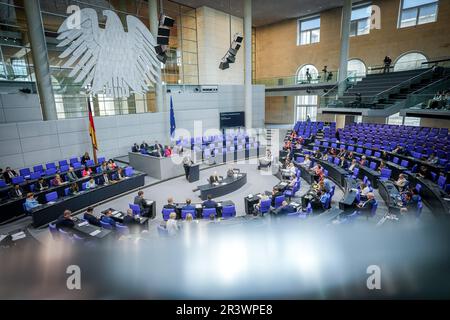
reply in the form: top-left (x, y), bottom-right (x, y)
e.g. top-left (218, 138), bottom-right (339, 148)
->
top-left (170, 96), bottom-right (176, 138)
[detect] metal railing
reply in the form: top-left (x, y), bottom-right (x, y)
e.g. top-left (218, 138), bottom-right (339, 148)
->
top-left (318, 73), bottom-right (359, 108)
top-left (254, 70), bottom-right (338, 87)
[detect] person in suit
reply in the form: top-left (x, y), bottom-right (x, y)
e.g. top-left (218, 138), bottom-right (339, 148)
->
top-left (154, 140), bottom-right (164, 157)
top-left (300, 155), bottom-right (312, 169)
top-left (359, 156), bottom-right (368, 167)
top-left (86, 178), bottom-right (96, 189)
top-left (34, 178), bottom-right (49, 192)
top-left (400, 191), bottom-right (420, 214)
top-left (275, 201), bottom-right (297, 215)
top-left (24, 193), bottom-right (40, 212)
top-left (115, 167), bottom-right (125, 181)
top-left (163, 197), bottom-right (177, 212)
top-left (51, 174), bottom-right (64, 187)
top-left (101, 210), bottom-right (117, 228)
top-left (99, 172), bottom-right (111, 185)
top-left (134, 190), bottom-right (150, 216)
top-left (132, 143), bottom-right (140, 153)
top-left (202, 195), bottom-right (218, 208)
top-left (182, 154), bottom-right (194, 180)
top-left (66, 167), bottom-right (78, 182)
top-left (337, 147), bottom-right (347, 158)
top-left (140, 141), bottom-right (149, 150)
top-left (182, 199), bottom-right (195, 212)
top-left (55, 210), bottom-right (75, 230)
top-left (69, 182), bottom-right (79, 195)
top-left (123, 208), bottom-right (138, 225)
top-left (339, 156), bottom-right (348, 169)
top-left (271, 187), bottom-right (283, 207)
top-left (348, 159), bottom-right (358, 172)
top-left (83, 207), bottom-right (101, 227)
top-left (3, 167), bottom-right (18, 184)
top-left (81, 152), bottom-right (90, 165)
top-left (356, 192), bottom-right (377, 217)
top-left (209, 172), bottom-right (220, 184)
top-left (9, 184), bottom-right (24, 199)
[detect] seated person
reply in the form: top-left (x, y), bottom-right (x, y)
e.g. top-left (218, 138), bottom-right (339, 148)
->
top-left (347, 151), bottom-right (354, 161)
top-left (359, 156), bottom-right (368, 167)
top-left (140, 141), bottom-right (149, 150)
top-left (34, 178), bottom-right (49, 192)
top-left (99, 172), bottom-right (111, 185)
top-left (380, 151), bottom-right (389, 161)
top-left (154, 140), bottom-right (164, 157)
top-left (209, 172), bottom-right (220, 184)
top-left (359, 182), bottom-right (371, 201)
top-left (339, 156), bottom-right (348, 169)
top-left (107, 159), bottom-right (117, 170)
top-left (329, 148), bottom-right (337, 156)
top-left (131, 143), bottom-right (140, 153)
top-left (322, 177), bottom-right (332, 193)
top-left (311, 163), bottom-right (324, 182)
top-left (66, 167), bottom-right (78, 182)
top-left (427, 152), bottom-right (439, 165)
top-left (348, 159), bottom-right (358, 172)
top-left (310, 190), bottom-right (330, 211)
top-left (253, 194), bottom-right (270, 215)
top-left (24, 193), bottom-right (41, 212)
top-left (3, 167), bottom-right (18, 184)
top-left (69, 182), bottom-right (79, 195)
top-left (51, 174), bottom-right (64, 187)
top-left (163, 197), bottom-right (177, 210)
top-left (356, 192), bottom-right (377, 217)
top-left (101, 210), bottom-right (116, 228)
top-left (287, 176), bottom-right (299, 189)
top-left (274, 200), bottom-right (297, 215)
top-left (337, 147), bottom-right (347, 158)
top-left (86, 178), bottom-right (96, 189)
top-left (282, 162), bottom-right (296, 179)
top-left (321, 153), bottom-right (329, 161)
top-left (115, 167), bottom-right (125, 181)
top-left (182, 199), bottom-right (196, 212)
top-left (82, 166), bottom-right (92, 177)
top-left (392, 145), bottom-right (404, 155)
top-left (258, 150), bottom-right (273, 170)
top-left (377, 160), bottom-right (386, 173)
top-left (9, 184), bottom-right (24, 199)
top-left (313, 149), bottom-right (323, 160)
top-left (166, 212), bottom-right (179, 236)
top-left (55, 210), bottom-right (75, 230)
top-left (300, 155), bottom-right (312, 168)
top-left (417, 165), bottom-right (431, 180)
top-left (394, 174), bottom-right (409, 192)
top-left (164, 146), bottom-right (172, 157)
top-left (202, 194), bottom-right (218, 208)
top-left (83, 207), bottom-right (101, 227)
top-left (227, 167), bottom-right (235, 177)
top-left (100, 162), bottom-right (108, 173)
top-left (134, 190), bottom-right (150, 216)
top-left (80, 152), bottom-right (90, 165)
top-left (271, 187), bottom-right (283, 207)
top-left (400, 190), bottom-right (420, 215)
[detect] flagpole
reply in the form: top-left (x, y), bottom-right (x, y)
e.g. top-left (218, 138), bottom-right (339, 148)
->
top-left (88, 92), bottom-right (98, 165)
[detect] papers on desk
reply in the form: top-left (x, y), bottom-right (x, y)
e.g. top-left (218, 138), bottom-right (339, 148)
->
top-left (77, 221), bottom-right (89, 227)
top-left (11, 231), bottom-right (26, 241)
top-left (213, 182), bottom-right (219, 186)
top-left (221, 182), bottom-right (227, 185)
top-left (47, 201), bottom-right (56, 205)
top-left (89, 229), bottom-right (102, 236)
top-left (290, 202), bottom-right (300, 207)
top-left (145, 200), bottom-right (154, 205)
top-left (195, 204), bottom-right (202, 209)
top-left (247, 194), bottom-right (253, 198)
top-left (217, 203), bottom-right (222, 207)
top-left (280, 182), bottom-right (288, 187)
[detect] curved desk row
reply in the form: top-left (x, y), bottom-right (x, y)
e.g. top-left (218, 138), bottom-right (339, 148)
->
top-left (197, 173), bottom-right (247, 200)
top-left (408, 174), bottom-right (450, 216)
top-left (378, 180), bottom-right (403, 215)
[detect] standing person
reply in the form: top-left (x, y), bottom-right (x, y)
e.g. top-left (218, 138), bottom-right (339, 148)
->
top-left (81, 152), bottom-right (90, 165)
top-left (305, 68), bottom-right (312, 83)
top-left (306, 115), bottom-right (311, 123)
top-left (383, 56), bottom-right (392, 73)
top-left (182, 154), bottom-right (194, 180)
top-left (322, 65), bottom-right (328, 81)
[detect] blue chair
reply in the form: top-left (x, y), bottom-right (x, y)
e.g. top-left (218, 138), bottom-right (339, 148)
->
top-left (48, 223), bottom-right (59, 239)
top-left (437, 175), bottom-right (446, 189)
top-left (333, 158), bottom-right (340, 165)
top-left (162, 208), bottom-right (175, 221)
top-left (46, 162), bottom-right (56, 170)
top-left (181, 209), bottom-right (195, 220)
top-left (369, 162), bottom-right (377, 170)
top-left (379, 168), bottom-right (392, 181)
top-left (323, 169), bottom-right (329, 176)
top-left (96, 166), bottom-right (103, 174)
top-left (45, 191), bottom-right (58, 203)
top-left (157, 225), bottom-right (169, 237)
top-left (430, 172), bottom-right (437, 182)
top-left (12, 176), bottom-right (25, 184)
top-left (98, 157), bottom-right (105, 164)
top-left (284, 180), bottom-right (300, 200)
top-left (365, 150), bottom-right (372, 157)
top-left (392, 157), bottom-right (399, 164)
top-left (100, 220), bottom-right (113, 230)
top-left (86, 160), bottom-right (95, 167)
top-left (274, 195), bottom-right (285, 208)
top-left (258, 199), bottom-right (272, 216)
top-left (125, 167), bottom-right (134, 177)
top-left (298, 203), bottom-right (312, 219)
top-left (73, 234), bottom-right (85, 243)
top-left (58, 229), bottom-right (72, 242)
top-left (0, 179), bottom-right (6, 188)
top-left (416, 201), bottom-right (423, 218)
top-left (45, 168), bottom-right (57, 176)
top-left (373, 151), bottom-right (381, 158)
top-left (60, 165), bottom-right (69, 173)
top-left (415, 183), bottom-right (422, 194)
top-left (30, 172), bottom-right (42, 180)
top-left (19, 168), bottom-right (31, 177)
top-left (116, 223), bottom-right (130, 235)
top-left (59, 160), bottom-right (68, 167)
top-left (351, 168), bottom-right (359, 179)
top-left (370, 201), bottom-right (378, 217)
top-left (81, 182), bottom-right (88, 190)
top-left (64, 187), bottom-right (70, 196)
top-left (69, 157), bottom-right (79, 164)
top-left (203, 208), bottom-right (217, 219)
top-left (330, 185), bottom-right (335, 198)
top-left (129, 203), bottom-right (141, 215)
top-left (72, 162), bottom-right (82, 170)
top-left (400, 160), bottom-right (409, 168)
top-left (363, 175), bottom-right (369, 185)
top-left (33, 165), bottom-right (44, 173)
top-left (222, 205), bottom-right (236, 219)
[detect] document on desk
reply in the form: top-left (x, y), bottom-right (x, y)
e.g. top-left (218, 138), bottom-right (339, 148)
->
top-left (89, 229), bottom-right (102, 236)
top-left (195, 204), bottom-right (202, 209)
top-left (12, 231), bottom-right (26, 241)
top-left (113, 212), bottom-right (121, 217)
top-left (78, 221), bottom-right (89, 227)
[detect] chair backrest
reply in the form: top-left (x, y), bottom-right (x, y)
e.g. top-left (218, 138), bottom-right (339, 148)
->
top-left (64, 187), bottom-right (70, 196)
top-left (45, 168), bottom-right (57, 176)
top-left (306, 202), bottom-right (313, 214)
top-left (82, 182), bottom-right (88, 190)
top-left (203, 207), bottom-right (217, 219)
top-left (392, 157), bottom-right (399, 164)
top-left (415, 183), bottom-right (422, 194)
top-left (98, 157), bottom-right (105, 164)
top-left (0, 179), bottom-right (6, 188)
top-left (374, 151), bottom-right (381, 158)
top-left (365, 150), bottom-right (372, 157)
top-left (334, 158), bottom-right (340, 165)
top-left (181, 209), bottom-right (195, 219)
top-left (48, 222), bottom-right (59, 238)
top-left (260, 199), bottom-right (272, 212)
top-left (59, 160), bottom-right (68, 167)
top-left (380, 168), bottom-right (392, 179)
top-left (30, 172), bottom-right (42, 180)
top-left (86, 160), bottom-right (95, 167)
top-left (100, 220), bottom-right (113, 230)
top-left (222, 205), bottom-right (236, 218)
top-left (19, 168), bottom-right (31, 177)
top-left (323, 169), bottom-right (328, 176)
top-left (73, 234), bottom-right (85, 242)
top-left (400, 160), bottom-right (409, 168)
top-left (45, 191), bottom-right (58, 202)
top-left (12, 176), bottom-right (24, 184)
top-left (369, 162), bottom-right (377, 170)
top-left (33, 165), bottom-right (44, 173)
top-left (437, 175), bottom-right (446, 189)
top-left (70, 157), bottom-right (79, 164)
top-left (353, 168), bottom-right (359, 177)
top-left (162, 208), bottom-right (175, 221)
top-left (124, 167), bottom-right (134, 177)
top-left (274, 195), bottom-right (285, 208)
top-left (116, 223), bottom-right (129, 235)
top-left (129, 203), bottom-right (141, 215)
top-left (60, 165), bottom-right (69, 173)
top-left (371, 201), bottom-right (378, 216)
top-left (416, 201), bottom-right (423, 218)
top-left (46, 162), bottom-right (56, 170)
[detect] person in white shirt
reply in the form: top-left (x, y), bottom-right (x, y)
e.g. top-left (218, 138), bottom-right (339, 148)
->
top-left (394, 174), bottom-right (408, 191)
top-left (300, 155), bottom-right (312, 168)
top-left (86, 178), bottom-right (96, 189)
top-left (258, 150), bottom-right (273, 169)
top-left (348, 159), bottom-right (358, 172)
top-left (360, 183), bottom-right (371, 201)
top-left (166, 212), bottom-right (179, 236)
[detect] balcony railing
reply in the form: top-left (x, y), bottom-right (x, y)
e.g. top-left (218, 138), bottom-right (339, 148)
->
top-left (254, 71), bottom-right (338, 87)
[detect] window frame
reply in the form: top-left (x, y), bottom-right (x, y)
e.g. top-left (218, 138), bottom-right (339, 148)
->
top-left (349, 3), bottom-right (372, 37)
top-left (398, 0), bottom-right (439, 28)
top-left (297, 15), bottom-right (321, 46)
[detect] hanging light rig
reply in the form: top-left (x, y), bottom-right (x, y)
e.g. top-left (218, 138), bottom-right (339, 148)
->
top-left (219, 0), bottom-right (243, 70)
top-left (154, 0), bottom-right (175, 64)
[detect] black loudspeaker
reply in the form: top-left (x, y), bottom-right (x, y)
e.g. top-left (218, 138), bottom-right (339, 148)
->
top-left (218, 33), bottom-right (243, 70)
top-left (157, 36), bottom-right (169, 45)
top-left (154, 45), bottom-right (166, 55)
top-left (219, 59), bottom-right (229, 70)
top-left (226, 54), bottom-right (235, 63)
top-left (155, 15), bottom-right (174, 64)
top-left (160, 15), bottom-right (175, 27)
top-left (234, 34), bottom-right (243, 43)
top-left (158, 27), bottom-right (170, 37)
top-left (157, 54), bottom-right (167, 63)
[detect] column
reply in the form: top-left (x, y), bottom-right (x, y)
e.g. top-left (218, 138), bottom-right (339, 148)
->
top-left (149, 0), bottom-right (164, 113)
top-left (23, 0), bottom-right (57, 120)
top-left (244, 0), bottom-right (253, 129)
top-left (338, 0), bottom-right (351, 96)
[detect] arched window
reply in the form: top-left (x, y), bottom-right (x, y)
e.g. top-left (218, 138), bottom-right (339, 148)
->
top-left (394, 52), bottom-right (428, 72)
top-left (347, 59), bottom-right (367, 79)
top-left (296, 64), bottom-right (318, 84)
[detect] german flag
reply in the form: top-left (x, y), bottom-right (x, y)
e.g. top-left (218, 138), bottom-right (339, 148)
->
top-left (87, 98), bottom-right (98, 150)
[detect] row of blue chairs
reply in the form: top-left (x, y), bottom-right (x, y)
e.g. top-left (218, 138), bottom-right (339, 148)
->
top-left (161, 205), bottom-right (237, 221)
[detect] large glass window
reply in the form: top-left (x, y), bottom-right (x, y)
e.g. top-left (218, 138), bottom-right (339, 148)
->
top-left (296, 64), bottom-right (319, 84)
top-left (350, 4), bottom-right (371, 37)
top-left (387, 112), bottom-right (421, 126)
top-left (394, 52), bottom-right (428, 71)
top-left (296, 95), bottom-right (318, 121)
top-left (399, 0), bottom-right (438, 28)
top-left (297, 16), bottom-right (320, 45)
top-left (347, 59), bottom-right (367, 80)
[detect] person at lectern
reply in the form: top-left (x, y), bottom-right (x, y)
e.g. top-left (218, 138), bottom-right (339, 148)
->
top-left (183, 155), bottom-right (194, 180)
